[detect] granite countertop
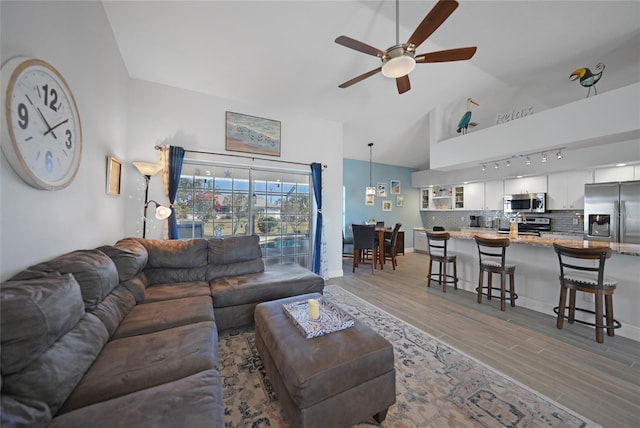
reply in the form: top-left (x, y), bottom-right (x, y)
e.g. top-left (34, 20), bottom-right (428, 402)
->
top-left (413, 227), bottom-right (640, 256)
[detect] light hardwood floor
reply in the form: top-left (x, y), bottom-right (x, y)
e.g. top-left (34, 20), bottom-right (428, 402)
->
top-left (330, 252), bottom-right (640, 428)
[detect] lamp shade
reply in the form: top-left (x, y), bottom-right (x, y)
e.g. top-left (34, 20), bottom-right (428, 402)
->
top-left (155, 205), bottom-right (172, 220)
top-left (133, 161), bottom-right (163, 177)
top-left (366, 186), bottom-right (376, 196)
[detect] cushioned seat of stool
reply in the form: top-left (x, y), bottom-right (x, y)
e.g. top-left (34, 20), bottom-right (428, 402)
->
top-left (563, 274), bottom-right (617, 288)
top-left (481, 260), bottom-right (515, 270)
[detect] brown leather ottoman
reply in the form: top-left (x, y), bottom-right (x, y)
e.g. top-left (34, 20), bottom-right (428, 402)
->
top-left (254, 293), bottom-right (395, 428)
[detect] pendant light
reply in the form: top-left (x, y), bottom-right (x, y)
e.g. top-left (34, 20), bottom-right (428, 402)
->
top-left (366, 143), bottom-right (376, 196)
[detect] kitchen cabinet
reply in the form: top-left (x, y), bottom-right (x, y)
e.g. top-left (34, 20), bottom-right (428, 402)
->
top-left (504, 176), bottom-right (547, 194)
top-left (547, 171), bottom-right (592, 210)
top-left (462, 182), bottom-right (484, 210)
top-left (484, 180), bottom-right (504, 210)
top-left (413, 229), bottom-right (428, 253)
top-left (594, 166), bottom-right (634, 183)
top-left (430, 187), bottom-right (453, 210)
top-left (419, 188), bottom-right (430, 211)
top-left (453, 186), bottom-right (465, 209)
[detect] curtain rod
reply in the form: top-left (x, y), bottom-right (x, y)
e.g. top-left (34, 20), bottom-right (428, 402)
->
top-left (154, 145), bottom-right (327, 169)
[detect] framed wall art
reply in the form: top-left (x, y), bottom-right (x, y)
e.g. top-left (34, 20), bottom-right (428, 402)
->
top-left (396, 196), bottom-right (404, 207)
top-left (106, 156), bottom-right (122, 196)
top-left (390, 179), bottom-right (401, 194)
top-left (377, 182), bottom-right (387, 197)
top-left (382, 200), bottom-right (392, 211)
top-left (365, 194), bottom-right (375, 206)
top-left (225, 111), bottom-right (281, 157)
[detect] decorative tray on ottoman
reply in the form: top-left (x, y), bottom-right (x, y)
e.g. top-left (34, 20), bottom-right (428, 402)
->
top-left (282, 297), bottom-right (354, 339)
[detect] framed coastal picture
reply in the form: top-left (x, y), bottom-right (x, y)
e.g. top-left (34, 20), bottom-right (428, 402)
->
top-left (396, 195), bottom-right (404, 207)
top-left (377, 182), bottom-right (387, 197)
top-left (225, 111), bottom-right (281, 157)
top-left (390, 179), bottom-right (401, 194)
top-left (106, 156), bottom-right (121, 196)
top-left (382, 200), bottom-right (392, 211)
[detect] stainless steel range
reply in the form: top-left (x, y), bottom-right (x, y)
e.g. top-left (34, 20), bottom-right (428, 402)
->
top-left (498, 217), bottom-right (550, 237)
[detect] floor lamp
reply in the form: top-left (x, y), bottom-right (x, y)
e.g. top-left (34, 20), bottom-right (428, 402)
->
top-left (133, 161), bottom-right (170, 238)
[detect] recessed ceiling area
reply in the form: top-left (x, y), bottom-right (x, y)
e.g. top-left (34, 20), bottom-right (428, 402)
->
top-left (103, 1), bottom-right (640, 171)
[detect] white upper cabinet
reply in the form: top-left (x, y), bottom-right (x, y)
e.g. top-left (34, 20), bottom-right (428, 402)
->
top-left (504, 176), bottom-right (547, 195)
top-left (462, 182), bottom-right (485, 210)
top-left (547, 171), bottom-right (592, 210)
top-left (484, 180), bottom-right (504, 210)
top-left (594, 166), bottom-right (634, 183)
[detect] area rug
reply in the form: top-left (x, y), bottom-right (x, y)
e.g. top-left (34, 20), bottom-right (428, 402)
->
top-left (220, 284), bottom-right (599, 428)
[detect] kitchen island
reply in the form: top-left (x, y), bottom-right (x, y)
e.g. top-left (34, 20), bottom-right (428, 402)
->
top-left (414, 228), bottom-right (640, 341)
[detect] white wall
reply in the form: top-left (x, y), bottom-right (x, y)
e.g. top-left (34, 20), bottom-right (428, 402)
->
top-left (1, 1), bottom-right (129, 280)
top-left (124, 79), bottom-right (345, 278)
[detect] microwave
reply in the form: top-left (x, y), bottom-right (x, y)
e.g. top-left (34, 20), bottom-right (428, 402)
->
top-left (503, 193), bottom-right (546, 213)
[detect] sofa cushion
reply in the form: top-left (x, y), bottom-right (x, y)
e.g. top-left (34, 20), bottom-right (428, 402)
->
top-left (119, 272), bottom-right (148, 303)
top-left (47, 370), bottom-right (224, 428)
top-left (207, 235), bottom-right (265, 280)
top-left (2, 313), bottom-right (109, 416)
top-left (0, 394), bottom-right (51, 428)
top-left (90, 285), bottom-right (137, 337)
top-left (143, 281), bottom-right (211, 303)
top-left (210, 263), bottom-right (324, 308)
top-left (112, 295), bottom-right (215, 339)
top-left (143, 238), bottom-right (208, 269)
top-left (59, 321), bottom-right (219, 413)
top-left (1, 273), bottom-right (85, 374)
top-left (11, 249), bottom-right (119, 311)
top-left (97, 238), bottom-right (148, 282)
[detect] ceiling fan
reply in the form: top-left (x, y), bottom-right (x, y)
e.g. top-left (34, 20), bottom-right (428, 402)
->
top-left (335, 0), bottom-right (477, 94)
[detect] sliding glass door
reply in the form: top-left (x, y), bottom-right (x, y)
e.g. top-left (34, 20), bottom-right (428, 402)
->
top-left (174, 163), bottom-right (311, 267)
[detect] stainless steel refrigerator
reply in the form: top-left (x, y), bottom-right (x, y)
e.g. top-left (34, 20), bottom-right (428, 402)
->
top-left (584, 181), bottom-right (640, 243)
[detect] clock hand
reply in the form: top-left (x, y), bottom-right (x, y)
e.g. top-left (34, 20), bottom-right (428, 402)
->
top-left (44, 118), bottom-right (69, 136)
top-left (35, 107), bottom-right (57, 139)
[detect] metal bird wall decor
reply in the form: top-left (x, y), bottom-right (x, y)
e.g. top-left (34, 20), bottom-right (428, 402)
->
top-left (457, 98), bottom-right (479, 134)
top-left (569, 62), bottom-right (605, 98)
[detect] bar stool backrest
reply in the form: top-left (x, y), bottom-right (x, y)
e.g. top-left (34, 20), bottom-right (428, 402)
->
top-left (553, 243), bottom-right (612, 288)
top-left (352, 224), bottom-right (376, 251)
top-left (426, 232), bottom-right (450, 258)
top-left (475, 236), bottom-right (510, 269)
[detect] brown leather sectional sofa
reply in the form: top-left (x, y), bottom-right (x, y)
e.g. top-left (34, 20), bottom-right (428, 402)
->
top-left (1, 235), bottom-right (324, 427)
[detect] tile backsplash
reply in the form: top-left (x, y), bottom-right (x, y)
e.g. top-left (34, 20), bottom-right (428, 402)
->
top-left (421, 210), bottom-right (584, 234)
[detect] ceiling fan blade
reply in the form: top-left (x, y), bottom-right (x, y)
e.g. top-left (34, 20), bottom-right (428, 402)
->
top-left (396, 75), bottom-right (411, 94)
top-left (415, 46), bottom-right (477, 63)
top-left (338, 67), bottom-right (382, 88)
top-left (335, 36), bottom-right (384, 57)
top-left (407, 0), bottom-right (459, 49)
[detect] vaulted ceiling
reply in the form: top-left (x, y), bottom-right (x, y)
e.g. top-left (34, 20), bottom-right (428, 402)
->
top-left (103, 1), bottom-right (640, 170)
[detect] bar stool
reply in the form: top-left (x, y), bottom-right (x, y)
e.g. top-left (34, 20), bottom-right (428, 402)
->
top-left (426, 231), bottom-right (458, 292)
top-left (553, 243), bottom-right (621, 343)
top-left (475, 236), bottom-right (517, 311)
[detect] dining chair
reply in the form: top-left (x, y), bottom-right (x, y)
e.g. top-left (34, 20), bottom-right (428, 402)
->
top-left (342, 229), bottom-right (354, 258)
top-left (383, 223), bottom-right (402, 270)
top-left (351, 224), bottom-right (377, 273)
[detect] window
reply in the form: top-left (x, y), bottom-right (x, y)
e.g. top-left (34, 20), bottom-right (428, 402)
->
top-left (174, 163), bottom-right (311, 268)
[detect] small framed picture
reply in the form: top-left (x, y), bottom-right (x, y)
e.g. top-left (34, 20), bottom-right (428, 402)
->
top-left (396, 196), bottom-right (404, 207)
top-left (106, 156), bottom-right (122, 196)
top-left (390, 180), bottom-right (401, 195)
top-left (377, 182), bottom-right (387, 197)
top-left (365, 194), bottom-right (375, 206)
top-left (382, 200), bottom-right (392, 211)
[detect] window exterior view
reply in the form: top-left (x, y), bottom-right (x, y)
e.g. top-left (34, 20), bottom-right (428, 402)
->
top-left (174, 163), bottom-right (311, 267)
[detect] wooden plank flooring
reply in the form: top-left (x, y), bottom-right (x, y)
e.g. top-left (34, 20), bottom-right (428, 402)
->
top-left (330, 253), bottom-right (640, 428)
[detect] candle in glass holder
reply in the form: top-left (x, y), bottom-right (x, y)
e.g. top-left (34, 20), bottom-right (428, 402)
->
top-left (308, 299), bottom-right (320, 320)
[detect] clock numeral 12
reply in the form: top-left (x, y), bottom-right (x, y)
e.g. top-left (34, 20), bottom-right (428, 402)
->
top-left (42, 84), bottom-right (58, 112)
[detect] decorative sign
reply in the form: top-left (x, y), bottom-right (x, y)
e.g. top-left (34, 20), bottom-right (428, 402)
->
top-left (495, 107), bottom-right (534, 125)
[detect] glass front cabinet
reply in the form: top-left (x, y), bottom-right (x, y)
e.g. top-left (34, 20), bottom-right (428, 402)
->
top-left (420, 188), bottom-right (430, 211)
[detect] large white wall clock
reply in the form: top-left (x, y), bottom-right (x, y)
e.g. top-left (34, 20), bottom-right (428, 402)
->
top-left (1, 57), bottom-right (82, 190)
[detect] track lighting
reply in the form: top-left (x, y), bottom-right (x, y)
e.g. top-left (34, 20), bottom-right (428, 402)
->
top-left (494, 162), bottom-right (499, 169)
top-left (556, 150), bottom-right (563, 159)
top-left (481, 164), bottom-right (486, 171)
top-left (506, 160), bottom-right (511, 167)
top-left (541, 153), bottom-right (547, 163)
top-left (526, 156), bottom-right (531, 165)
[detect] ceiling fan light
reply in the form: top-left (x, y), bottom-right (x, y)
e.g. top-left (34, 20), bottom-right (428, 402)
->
top-left (382, 55), bottom-right (416, 78)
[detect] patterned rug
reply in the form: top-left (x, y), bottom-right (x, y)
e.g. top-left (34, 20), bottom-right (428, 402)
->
top-left (220, 284), bottom-right (599, 428)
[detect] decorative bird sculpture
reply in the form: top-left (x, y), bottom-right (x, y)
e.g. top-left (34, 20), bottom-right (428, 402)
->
top-left (569, 63), bottom-right (605, 98)
top-left (457, 98), bottom-right (479, 134)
